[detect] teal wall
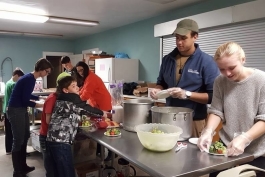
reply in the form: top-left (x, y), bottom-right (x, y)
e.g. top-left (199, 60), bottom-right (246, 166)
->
top-left (0, 36), bottom-right (73, 82)
top-left (0, 0), bottom-right (254, 83)
top-left (73, 0), bottom-right (253, 82)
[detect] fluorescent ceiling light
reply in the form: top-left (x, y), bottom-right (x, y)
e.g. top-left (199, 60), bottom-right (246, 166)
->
top-left (48, 17), bottom-right (99, 26)
top-left (0, 11), bottom-right (49, 23)
top-left (0, 3), bottom-right (99, 26)
top-left (0, 30), bottom-right (63, 38)
top-left (0, 2), bottom-right (47, 15)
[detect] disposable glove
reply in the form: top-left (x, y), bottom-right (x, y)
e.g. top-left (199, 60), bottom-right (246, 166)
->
top-left (226, 132), bottom-right (252, 157)
top-left (197, 128), bottom-right (215, 152)
top-left (150, 88), bottom-right (162, 100)
top-left (167, 87), bottom-right (186, 99)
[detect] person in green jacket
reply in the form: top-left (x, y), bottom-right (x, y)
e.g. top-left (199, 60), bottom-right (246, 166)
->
top-left (2, 68), bottom-right (24, 154)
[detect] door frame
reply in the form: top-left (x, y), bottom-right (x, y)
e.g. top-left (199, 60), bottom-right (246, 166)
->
top-left (42, 51), bottom-right (73, 88)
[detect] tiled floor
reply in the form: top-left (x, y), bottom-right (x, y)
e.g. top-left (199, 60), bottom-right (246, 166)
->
top-left (0, 127), bottom-right (208, 177)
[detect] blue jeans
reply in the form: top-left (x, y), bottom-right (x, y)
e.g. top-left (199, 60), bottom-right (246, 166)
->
top-left (47, 141), bottom-right (75, 177)
top-left (39, 135), bottom-right (57, 177)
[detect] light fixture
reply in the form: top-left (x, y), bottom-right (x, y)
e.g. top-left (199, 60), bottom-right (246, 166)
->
top-left (48, 17), bottom-right (99, 26)
top-left (0, 30), bottom-right (63, 38)
top-left (0, 2), bottom-right (99, 26)
top-left (0, 10), bottom-right (49, 23)
top-left (0, 10), bottom-right (99, 26)
top-left (0, 2), bottom-right (47, 15)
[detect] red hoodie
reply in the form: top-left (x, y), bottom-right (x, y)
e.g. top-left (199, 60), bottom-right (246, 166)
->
top-left (79, 71), bottom-right (112, 111)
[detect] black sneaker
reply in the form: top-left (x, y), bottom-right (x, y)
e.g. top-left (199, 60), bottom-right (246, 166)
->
top-left (23, 165), bottom-right (35, 174)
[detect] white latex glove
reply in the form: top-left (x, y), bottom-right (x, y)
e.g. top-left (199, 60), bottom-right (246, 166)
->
top-left (150, 88), bottom-right (162, 100)
top-left (226, 132), bottom-right (252, 157)
top-left (167, 87), bottom-right (186, 99)
top-left (197, 128), bottom-right (215, 152)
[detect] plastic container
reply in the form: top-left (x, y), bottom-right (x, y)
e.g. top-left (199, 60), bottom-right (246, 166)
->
top-left (135, 123), bottom-right (183, 152)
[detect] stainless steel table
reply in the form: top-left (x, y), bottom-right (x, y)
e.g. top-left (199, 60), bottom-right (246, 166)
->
top-left (81, 129), bottom-right (254, 177)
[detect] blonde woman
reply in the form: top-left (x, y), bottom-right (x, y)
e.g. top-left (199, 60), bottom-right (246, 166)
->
top-left (197, 42), bottom-right (265, 176)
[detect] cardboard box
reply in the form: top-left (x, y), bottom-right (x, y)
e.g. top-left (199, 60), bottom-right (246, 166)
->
top-left (147, 82), bottom-right (156, 88)
top-left (75, 161), bottom-right (99, 177)
top-left (31, 129), bottom-right (41, 152)
top-left (73, 138), bottom-right (97, 164)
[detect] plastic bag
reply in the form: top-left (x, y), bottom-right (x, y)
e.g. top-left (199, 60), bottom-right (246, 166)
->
top-left (109, 80), bottom-right (123, 106)
top-left (114, 53), bottom-right (130, 59)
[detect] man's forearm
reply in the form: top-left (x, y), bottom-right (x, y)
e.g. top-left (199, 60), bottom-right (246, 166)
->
top-left (188, 92), bottom-right (209, 104)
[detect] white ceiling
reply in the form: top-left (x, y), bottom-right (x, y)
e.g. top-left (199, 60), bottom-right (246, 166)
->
top-left (0, 0), bottom-right (205, 39)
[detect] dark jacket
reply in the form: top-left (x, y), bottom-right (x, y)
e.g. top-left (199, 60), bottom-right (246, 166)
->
top-left (46, 93), bottom-right (103, 144)
top-left (157, 44), bottom-right (220, 120)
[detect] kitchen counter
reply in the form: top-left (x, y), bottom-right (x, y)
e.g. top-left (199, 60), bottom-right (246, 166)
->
top-left (0, 88), bottom-right (55, 98)
top-left (81, 128), bottom-right (254, 177)
top-left (123, 95), bottom-right (166, 103)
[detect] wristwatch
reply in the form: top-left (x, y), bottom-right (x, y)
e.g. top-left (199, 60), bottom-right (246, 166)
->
top-left (185, 91), bottom-right (192, 99)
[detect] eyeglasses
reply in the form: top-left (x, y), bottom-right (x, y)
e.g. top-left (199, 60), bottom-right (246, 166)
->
top-left (77, 68), bottom-right (84, 74)
top-left (45, 70), bottom-right (51, 75)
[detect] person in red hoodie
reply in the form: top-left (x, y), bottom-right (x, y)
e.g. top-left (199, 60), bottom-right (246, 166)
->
top-left (76, 61), bottom-right (112, 111)
top-left (76, 61), bottom-right (115, 161)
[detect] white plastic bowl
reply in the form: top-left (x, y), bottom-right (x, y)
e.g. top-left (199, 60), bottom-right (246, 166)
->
top-left (135, 123), bottom-right (183, 152)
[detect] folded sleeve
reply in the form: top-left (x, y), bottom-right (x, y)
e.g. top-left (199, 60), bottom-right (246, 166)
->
top-left (255, 84), bottom-right (265, 121)
top-left (207, 77), bottom-right (225, 121)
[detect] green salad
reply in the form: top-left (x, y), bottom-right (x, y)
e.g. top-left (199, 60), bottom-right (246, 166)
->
top-left (209, 141), bottom-right (227, 154)
top-left (151, 127), bottom-right (164, 134)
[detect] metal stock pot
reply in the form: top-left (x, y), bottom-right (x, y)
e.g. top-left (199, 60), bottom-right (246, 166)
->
top-left (151, 106), bottom-right (193, 141)
top-left (123, 99), bottom-right (154, 132)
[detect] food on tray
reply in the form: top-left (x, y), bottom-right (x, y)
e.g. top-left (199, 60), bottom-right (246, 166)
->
top-left (80, 115), bottom-right (92, 127)
top-left (151, 127), bottom-right (164, 134)
top-left (81, 120), bottom-right (91, 127)
top-left (209, 141), bottom-right (227, 154)
top-left (105, 128), bottom-right (121, 136)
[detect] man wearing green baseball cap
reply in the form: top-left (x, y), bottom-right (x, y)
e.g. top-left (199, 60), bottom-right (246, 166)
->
top-left (151, 19), bottom-right (220, 137)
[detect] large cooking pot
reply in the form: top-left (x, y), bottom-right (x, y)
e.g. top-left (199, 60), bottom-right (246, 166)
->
top-left (123, 99), bottom-right (154, 132)
top-left (151, 106), bottom-right (193, 141)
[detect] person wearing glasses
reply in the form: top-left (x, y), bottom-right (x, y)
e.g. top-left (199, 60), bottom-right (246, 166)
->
top-left (75, 61), bottom-right (113, 161)
top-left (7, 58), bottom-right (53, 177)
top-left (75, 61), bottom-right (111, 111)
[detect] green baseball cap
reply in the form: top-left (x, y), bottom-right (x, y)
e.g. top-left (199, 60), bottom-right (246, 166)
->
top-left (173, 19), bottom-right (199, 36)
top-left (56, 72), bottom-right (71, 85)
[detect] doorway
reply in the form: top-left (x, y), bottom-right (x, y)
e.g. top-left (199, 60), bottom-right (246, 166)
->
top-left (42, 52), bottom-right (73, 88)
top-left (47, 56), bottom-right (63, 88)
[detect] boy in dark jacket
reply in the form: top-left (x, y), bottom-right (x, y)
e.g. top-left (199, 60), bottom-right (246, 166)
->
top-left (47, 76), bottom-right (107, 177)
